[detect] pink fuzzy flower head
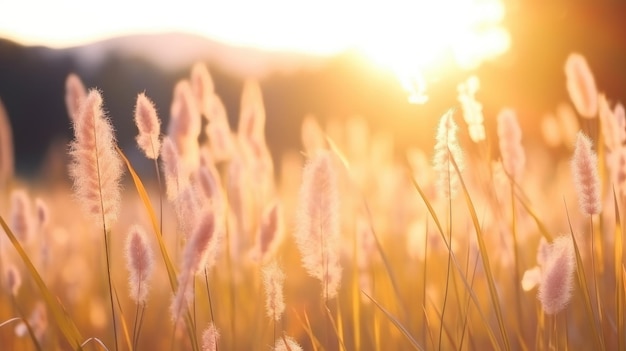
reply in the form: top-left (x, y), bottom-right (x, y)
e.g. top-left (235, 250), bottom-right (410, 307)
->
top-left (497, 108), bottom-right (526, 180)
top-left (125, 225), bottom-right (155, 304)
top-left (273, 336), bottom-right (303, 351)
top-left (538, 235), bottom-right (576, 314)
top-left (571, 132), bottom-right (601, 215)
top-left (565, 53), bottom-right (598, 118)
top-left (294, 150), bottom-right (342, 299)
top-left (69, 89), bottom-right (123, 230)
top-left (64, 73), bottom-right (87, 122)
top-left (201, 322), bottom-right (219, 351)
top-left (262, 260), bottom-right (286, 322)
top-left (190, 63), bottom-right (214, 115)
top-left (134, 93), bottom-right (162, 159)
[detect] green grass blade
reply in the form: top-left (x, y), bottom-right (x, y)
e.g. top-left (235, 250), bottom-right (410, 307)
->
top-left (362, 291), bottom-right (424, 351)
top-left (0, 215), bottom-right (84, 350)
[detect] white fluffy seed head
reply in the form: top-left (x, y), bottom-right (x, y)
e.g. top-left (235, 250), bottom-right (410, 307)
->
top-left (433, 109), bottom-right (464, 199)
top-left (273, 336), bottom-right (303, 351)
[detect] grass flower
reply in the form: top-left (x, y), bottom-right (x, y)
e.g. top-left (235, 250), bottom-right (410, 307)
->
top-left (262, 260), bottom-right (286, 322)
top-left (9, 189), bottom-right (34, 243)
top-left (433, 109), bottom-right (464, 199)
top-left (497, 108), bottom-right (526, 180)
top-left (134, 93), bottom-right (162, 160)
top-left (201, 323), bottom-right (220, 351)
top-left (124, 225), bottom-right (154, 304)
top-left (538, 235), bottom-right (576, 314)
top-left (170, 210), bottom-right (221, 321)
top-left (457, 75), bottom-right (485, 143)
top-left (565, 53), bottom-right (598, 118)
top-left (273, 336), bottom-right (303, 351)
top-left (572, 132), bottom-right (601, 215)
top-left (294, 150), bottom-right (342, 299)
top-left (64, 73), bottom-right (87, 122)
top-left (68, 89), bottom-right (123, 230)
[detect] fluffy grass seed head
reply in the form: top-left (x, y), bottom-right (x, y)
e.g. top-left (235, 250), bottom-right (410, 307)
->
top-left (262, 260), bottom-right (286, 322)
top-left (161, 136), bottom-right (186, 200)
top-left (201, 322), bottom-right (220, 351)
top-left (134, 93), bottom-right (162, 159)
top-left (497, 108), bottom-right (526, 180)
top-left (572, 132), bottom-right (601, 215)
top-left (64, 73), bottom-right (87, 122)
top-left (4, 264), bottom-right (21, 296)
top-left (10, 189), bottom-right (34, 243)
top-left (273, 336), bottom-right (303, 351)
top-left (168, 79), bottom-right (201, 173)
top-left (457, 75), bottom-right (485, 142)
top-left (252, 201), bottom-right (284, 263)
top-left (68, 89), bottom-right (123, 230)
top-left (204, 94), bottom-right (235, 162)
top-left (433, 109), bottom-right (464, 199)
top-left (170, 211), bottom-right (221, 321)
top-left (294, 150), bottom-right (342, 299)
top-left (190, 63), bottom-right (214, 115)
top-left (538, 235), bottom-right (576, 314)
top-left (565, 53), bottom-right (598, 118)
top-left (238, 79), bottom-right (266, 145)
top-left (598, 94), bottom-right (626, 151)
top-left (125, 225), bottom-right (155, 304)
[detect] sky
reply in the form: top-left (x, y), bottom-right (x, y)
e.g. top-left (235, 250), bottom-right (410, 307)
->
top-left (0, 0), bottom-right (510, 72)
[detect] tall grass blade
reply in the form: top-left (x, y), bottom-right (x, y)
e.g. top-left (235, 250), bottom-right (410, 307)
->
top-left (80, 338), bottom-right (110, 351)
top-left (117, 146), bottom-right (199, 351)
top-left (328, 136), bottom-right (407, 315)
top-left (0, 215), bottom-right (84, 350)
top-left (362, 291), bottom-right (424, 351)
top-left (563, 199), bottom-right (605, 350)
top-left (613, 190), bottom-right (623, 351)
top-left (449, 149), bottom-right (511, 351)
top-left (116, 146), bottom-right (177, 290)
top-left (112, 285), bottom-right (134, 351)
top-left (409, 175), bottom-right (501, 350)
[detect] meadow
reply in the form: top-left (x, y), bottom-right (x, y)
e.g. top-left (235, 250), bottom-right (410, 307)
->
top-left (0, 53), bottom-right (623, 350)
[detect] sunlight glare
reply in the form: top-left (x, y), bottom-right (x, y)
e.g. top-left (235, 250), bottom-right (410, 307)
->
top-left (0, 0), bottom-right (510, 103)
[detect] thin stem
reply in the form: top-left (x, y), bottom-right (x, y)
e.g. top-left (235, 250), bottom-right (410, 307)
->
top-left (103, 230), bottom-right (119, 351)
top-left (438, 188), bottom-right (453, 350)
top-left (153, 155), bottom-right (163, 236)
top-left (590, 215), bottom-right (604, 337)
top-left (204, 268), bottom-right (218, 351)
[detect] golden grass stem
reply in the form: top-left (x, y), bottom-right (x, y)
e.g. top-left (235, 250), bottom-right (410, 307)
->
top-left (449, 150), bottom-right (511, 351)
top-left (564, 199), bottom-right (605, 350)
top-left (613, 191), bottom-right (624, 351)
